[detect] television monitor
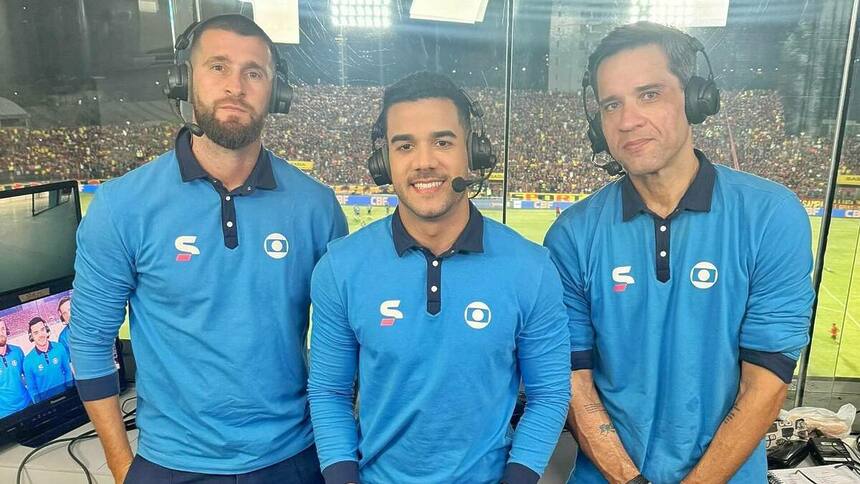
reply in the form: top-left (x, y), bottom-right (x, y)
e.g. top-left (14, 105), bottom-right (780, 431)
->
top-left (0, 181), bottom-right (127, 447)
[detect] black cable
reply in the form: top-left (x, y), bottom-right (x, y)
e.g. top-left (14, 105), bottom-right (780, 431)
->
top-left (17, 397), bottom-right (138, 484)
top-left (66, 432), bottom-right (97, 484)
top-left (16, 429), bottom-right (97, 484)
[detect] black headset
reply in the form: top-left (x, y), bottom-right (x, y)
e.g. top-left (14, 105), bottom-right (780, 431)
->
top-left (366, 89), bottom-right (497, 186)
top-left (581, 34), bottom-right (720, 176)
top-left (163, 14), bottom-right (293, 114)
top-left (27, 319), bottom-right (50, 343)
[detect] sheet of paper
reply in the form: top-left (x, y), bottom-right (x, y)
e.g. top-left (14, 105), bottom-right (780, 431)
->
top-left (768, 464), bottom-right (860, 483)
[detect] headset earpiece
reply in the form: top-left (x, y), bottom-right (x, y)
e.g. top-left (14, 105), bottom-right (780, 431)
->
top-left (164, 14), bottom-right (293, 114)
top-left (366, 89), bottom-right (497, 186)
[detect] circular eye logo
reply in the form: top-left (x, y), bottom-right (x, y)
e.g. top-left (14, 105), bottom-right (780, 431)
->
top-left (264, 233), bottom-right (289, 259)
top-left (464, 301), bottom-right (492, 329)
top-left (690, 261), bottom-right (718, 289)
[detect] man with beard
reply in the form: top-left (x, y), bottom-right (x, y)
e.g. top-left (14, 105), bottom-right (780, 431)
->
top-left (56, 296), bottom-right (71, 357)
top-left (72, 14), bottom-right (346, 484)
top-left (308, 72), bottom-right (570, 484)
top-left (0, 319), bottom-right (31, 418)
top-left (23, 317), bottom-right (73, 403)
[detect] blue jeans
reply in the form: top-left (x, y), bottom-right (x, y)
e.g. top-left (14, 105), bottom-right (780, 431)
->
top-left (124, 445), bottom-right (324, 483)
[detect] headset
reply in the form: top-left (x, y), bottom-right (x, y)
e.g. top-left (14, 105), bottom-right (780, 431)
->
top-left (366, 89), bottom-right (497, 189)
top-left (581, 34), bottom-right (720, 176)
top-left (163, 14), bottom-right (293, 115)
top-left (27, 318), bottom-right (50, 344)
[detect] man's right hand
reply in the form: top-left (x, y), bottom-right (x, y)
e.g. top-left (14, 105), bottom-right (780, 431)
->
top-left (81, 396), bottom-right (135, 484)
top-left (111, 456), bottom-right (133, 484)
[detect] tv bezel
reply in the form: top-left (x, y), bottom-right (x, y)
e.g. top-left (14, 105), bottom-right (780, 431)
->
top-left (0, 180), bottom-right (128, 447)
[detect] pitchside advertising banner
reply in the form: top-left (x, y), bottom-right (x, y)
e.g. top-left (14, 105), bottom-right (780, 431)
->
top-left (70, 185), bottom-right (859, 217)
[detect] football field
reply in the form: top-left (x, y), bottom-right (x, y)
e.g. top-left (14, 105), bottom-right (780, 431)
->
top-left (80, 193), bottom-right (860, 379)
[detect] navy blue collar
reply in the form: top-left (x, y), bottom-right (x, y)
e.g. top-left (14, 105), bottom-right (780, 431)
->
top-left (392, 202), bottom-right (484, 257)
top-left (34, 342), bottom-right (53, 355)
top-left (175, 127), bottom-right (277, 190)
top-left (621, 149), bottom-right (716, 222)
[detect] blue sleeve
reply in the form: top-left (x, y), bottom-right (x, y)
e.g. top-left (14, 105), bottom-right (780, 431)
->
top-left (71, 184), bottom-right (136, 401)
top-left (508, 253), bottom-right (571, 481)
top-left (329, 191), bottom-right (348, 242)
top-left (740, 195), bottom-right (814, 383)
top-left (544, 219), bottom-right (594, 370)
top-left (23, 355), bottom-right (41, 403)
top-left (58, 344), bottom-right (74, 387)
top-left (307, 253), bottom-right (360, 483)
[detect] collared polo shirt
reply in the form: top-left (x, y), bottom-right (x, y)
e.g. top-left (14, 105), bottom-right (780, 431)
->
top-left (544, 150), bottom-right (814, 483)
top-left (308, 203), bottom-right (570, 484)
top-left (71, 128), bottom-right (348, 473)
top-left (0, 345), bottom-right (31, 417)
top-left (23, 341), bottom-right (72, 403)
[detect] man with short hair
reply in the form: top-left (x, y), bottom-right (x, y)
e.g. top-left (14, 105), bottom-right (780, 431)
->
top-left (308, 72), bottom-right (570, 484)
top-left (0, 319), bottom-right (31, 418)
top-left (545, 22), bottom-right (813, 483)
top-left (56, 296), bottom-right (71, 356)
top-left (23, 317), bottom-right (73, 403)
top-left (72, 14), bottom-right (346, 483)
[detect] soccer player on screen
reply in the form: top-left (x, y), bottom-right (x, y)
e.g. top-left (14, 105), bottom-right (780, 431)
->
top-left (22, 317), bottom-right (73, 403)
top-left (0, 319), bottom-right (31, 418)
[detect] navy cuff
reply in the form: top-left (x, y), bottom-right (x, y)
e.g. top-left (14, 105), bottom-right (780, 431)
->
top-left (571, 350), bottom-right (593, 370)
top-left (502, 462), bottom-right (540, 484)
top-left (75, 372), bottom-right (120, 401)
top-left (739, 348), bottom-right (797, 383)
top-left (322, 460), bottom-right (359, 484)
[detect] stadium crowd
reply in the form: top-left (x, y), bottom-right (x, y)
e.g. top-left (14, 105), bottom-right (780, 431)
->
top-left (1, 86), bottom-right (858, 199)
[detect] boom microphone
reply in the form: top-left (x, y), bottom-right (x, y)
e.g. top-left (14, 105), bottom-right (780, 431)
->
top-left (452, 177), bottom-right (481, 193)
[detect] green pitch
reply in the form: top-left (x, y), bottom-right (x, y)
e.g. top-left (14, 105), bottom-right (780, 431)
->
top-left (80, 193), bottom-right (860, 379)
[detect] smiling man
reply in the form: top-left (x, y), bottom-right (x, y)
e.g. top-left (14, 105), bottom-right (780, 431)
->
top-left (23, 317), bottom-right (73, 403)
top-left (71, 14), bottom-right (346, 483)
top-left (308, 72), bottom-right (570, 484)
top-left (544, 22), bottom-right (814, 483)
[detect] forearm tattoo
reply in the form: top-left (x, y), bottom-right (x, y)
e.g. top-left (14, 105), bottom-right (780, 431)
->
top-left (723, 404), bottom-right (741, 424)
top-left (599, 423), bottom-right (617, 435)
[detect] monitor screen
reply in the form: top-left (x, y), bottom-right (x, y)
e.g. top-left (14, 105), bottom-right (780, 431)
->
top-left (0, 288), bottom-right (120, 420)
top-left (0, 182), bottom-right (80, 295)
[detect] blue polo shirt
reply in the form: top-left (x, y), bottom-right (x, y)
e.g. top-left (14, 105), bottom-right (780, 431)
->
top-left (308, 203), bottom-right (570, 484)
top-left (0, 345), bottom-right (31, 418)
top-left (23, 342), bottom-right (73, 403)
top-left (57, 325), bottom-right (71, 358)
top-left (544, 150), bottom-right (813, 483)
top-left (71, 128), bottom-right (348, 473)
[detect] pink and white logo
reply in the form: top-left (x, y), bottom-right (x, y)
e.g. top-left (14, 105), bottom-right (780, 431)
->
top-left (175, 236), bottom-right (200, 262)
top-left (379, 300), bottom-right (403, 327)
top-left (612, 266), bottom-right (635, 292)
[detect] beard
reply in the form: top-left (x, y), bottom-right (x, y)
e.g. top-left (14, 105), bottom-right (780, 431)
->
top-left (193, 96), bottom-right (266, 150)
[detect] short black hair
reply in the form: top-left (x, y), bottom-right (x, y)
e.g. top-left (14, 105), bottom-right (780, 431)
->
top-left (28, 317), bottom-right (46, 331)
top-left (189, 14), bottom-right (277, 71)
top-left (587, 21), bottom-right (698, 98)
top-left (58, 296), bottom-right (71, 321)
top-left (377, 71), bottom-right (472, 140)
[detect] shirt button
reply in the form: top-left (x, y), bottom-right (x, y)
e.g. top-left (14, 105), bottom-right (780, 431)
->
top-left (432, 260), bottom-right (439, 267)
top-left (430, 285), bottom-right (438, 293)
top-left (659, 250), bottom-right (667, 257)
top-left (225, 196), bottom-right (231, 201)
top-left (246, 186), bottom-right (252, 191)
top-left (226, 221), bottom-right (234, 228)
top-left (660, 225), bottom-right (667, 232)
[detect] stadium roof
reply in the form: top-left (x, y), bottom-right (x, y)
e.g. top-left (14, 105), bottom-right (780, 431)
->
top-left (0, 97), bottom-right (29, 120)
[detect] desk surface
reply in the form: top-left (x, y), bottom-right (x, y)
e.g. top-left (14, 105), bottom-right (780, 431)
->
top-left (0, 389), bottom-right (138, 484)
